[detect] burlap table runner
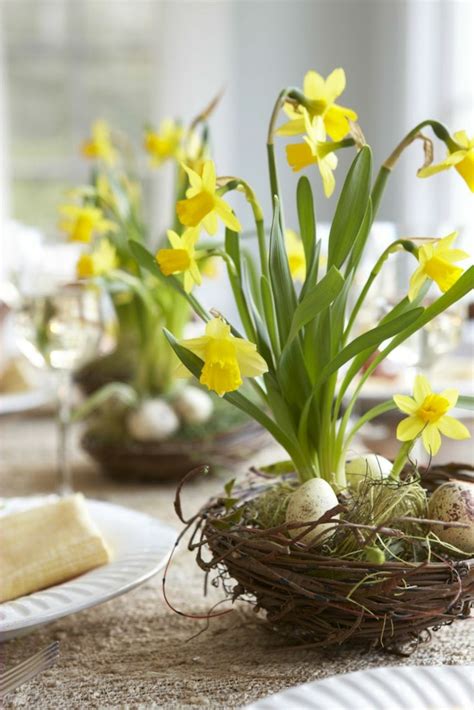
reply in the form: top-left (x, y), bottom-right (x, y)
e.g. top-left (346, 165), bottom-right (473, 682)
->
top-left (1, 414), bottom-right (472, 709)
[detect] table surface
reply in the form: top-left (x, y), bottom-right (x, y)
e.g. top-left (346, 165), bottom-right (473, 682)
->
top-left (1, 413), bottom-right (473, 709)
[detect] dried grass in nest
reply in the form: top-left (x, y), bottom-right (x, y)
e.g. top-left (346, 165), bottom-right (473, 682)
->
top-left (173, 464), bottom-right (474, 651)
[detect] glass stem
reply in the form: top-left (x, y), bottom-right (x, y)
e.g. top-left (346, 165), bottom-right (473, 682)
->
top-left (57, 369), bottom-right (73, 496)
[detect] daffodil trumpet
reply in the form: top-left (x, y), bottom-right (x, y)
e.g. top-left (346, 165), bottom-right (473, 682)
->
top-left (131, 68), bottom-right (473, 489)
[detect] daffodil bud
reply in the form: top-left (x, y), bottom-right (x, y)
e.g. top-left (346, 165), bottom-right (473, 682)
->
top-left (173, 386), bottom-right (214, 425)
top-left (128, 398), bottom-right (179, 442)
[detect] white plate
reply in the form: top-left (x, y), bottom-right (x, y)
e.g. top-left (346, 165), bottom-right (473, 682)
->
top-left (0, 497), bottom-right (175, 640)
top-left (245, 664), bottom-right (474, 710)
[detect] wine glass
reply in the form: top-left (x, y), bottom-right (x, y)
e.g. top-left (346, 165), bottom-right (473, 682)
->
top-left (12, 281), bottom-right (113, 494)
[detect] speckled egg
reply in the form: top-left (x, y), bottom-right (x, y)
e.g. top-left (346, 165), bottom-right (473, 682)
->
top-left (428, 481), bottom-right (474, 553)
top-left (285, 478), bottom-right (339, 545)
top-left (346, 454), bottom-right (392, 489)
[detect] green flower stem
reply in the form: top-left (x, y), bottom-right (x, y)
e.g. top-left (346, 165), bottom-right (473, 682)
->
top-left (343, 239), bottom-right (418, 342)
top-left (217, 179), bottom-right (268, 282)
top-left (371, 119), bottom-right (456, 221)
top-left (390, 440), bottom-right (414, 480)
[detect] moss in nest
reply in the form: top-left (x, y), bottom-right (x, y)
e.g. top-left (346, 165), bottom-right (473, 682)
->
top-left (329, 474), bottom-right (428, 561)
top-left (244, 483), bottom-right (296, 529)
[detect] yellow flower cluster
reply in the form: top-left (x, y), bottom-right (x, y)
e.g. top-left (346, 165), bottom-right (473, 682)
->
top-left (278, 68), bottom-right (358, 197)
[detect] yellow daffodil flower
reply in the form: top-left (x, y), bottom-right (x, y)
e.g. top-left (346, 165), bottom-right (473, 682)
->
top-left (394, 374), bottom-right (470, 455)
top-left (285, 229), bottom-right (306, 281)
top-left (176, 160), bottom-right (242, 235)
top-left (58, 205), bottom-right (117, 243)
top-left (82, 120), bottom-right (117, 165)
top-left (177, 317), bottom-right (268, 396)
top-left (278, 68), bottom-right (357, 141)
top-left (156, 228), bottom-right (202, 293)
top-left (408, 232), bottom-right (469, 301)
top-left (286, 114), bottom-right (338, 197)
top-left (418, 131), bottom-right (474, 192)
top-left (144, 120), bottom-right (183, 166)
top-left (77, 239), bottom-right (119, 279)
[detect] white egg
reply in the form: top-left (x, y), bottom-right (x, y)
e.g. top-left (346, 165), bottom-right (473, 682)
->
top-left (428, 481), bottom-right (474, 553)
top-left (346, 454), bottom-right (392, 488)
top-left (173, 386), bottom-right (214, 425)
top-left (128, 398), bottom-right (180, 442)
top-left (286, 478), bottom-right (339, 544)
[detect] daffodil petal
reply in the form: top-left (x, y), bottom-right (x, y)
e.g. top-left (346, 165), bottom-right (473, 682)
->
top-left (202, 161), bottom-right (216, 192)
top-left (439, 388), bottom-right (459, 408)
top-left (396, 415), bottom-right (425, 441)
top-left (181, 163), bottom-right (202, 190)
top-left (453, 130), bottom-right (469, 148)
top-left (203, 211), bottom-right (218, 236)
top-left (418, 161), bottom-right (452, 178)
top-left (167, 230), bottom-right (181, 249)
top-left (214, 198), bottom-right (242, 232)
top-left (318, 158), bottom-right (336, 197)
top-left (393, 395), bottom-right (418, 415)
top-left (179, 336), bottom-right (208, 359)
top-left (205, 318), bottom-right (231, 339)
top-left (414, 374), bottom-right (432, 403)
top-left (422, 423), bottom-right (441, 456)
top-left (408, 265), bottom-right (427, 302)
top-left (303, 70), bottom-right (326, 100)
top-left (437, 415), bottom-right (470, 440)
top-left (234, 339), bottom-right (268, 377)
top-left (325, 68), bottom-right (346, 102)
top-left (276, 116), bottom-right (306, 137)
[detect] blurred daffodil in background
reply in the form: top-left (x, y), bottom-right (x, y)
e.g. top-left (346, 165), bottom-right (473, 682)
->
top-left (418, 130), bottom-right (474, 192)
top-left (156, 228), bottom-right (202, 293)
top-left (144, 120), bottom-right (184, 166)
top-left (176, 317), bottom-right (268, 397)
top-left (394, 375), bottom-right (470, 455)
top-left (278, 68), bottom-right (357, 141)
top-left (77, 239), bottom-right (119, 279)
top-left (58, 204), bottom-right (117, 243)
top-left (285, 229), bottom-right (306, 281)
top-left (82, 120), bottom-right (117, 166)
top-left (176, 160), bottom-right (242, 235)
top-left (408, 232), bottom-right (469, 301)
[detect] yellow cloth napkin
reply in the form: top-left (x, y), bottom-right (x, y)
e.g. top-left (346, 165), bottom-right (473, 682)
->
top-left (0, 494), bottom-right (111, 603)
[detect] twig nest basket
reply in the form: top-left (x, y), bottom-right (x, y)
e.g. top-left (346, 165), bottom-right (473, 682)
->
top-left (185, 465), bottom-right (474, 650)
top-left (82, 421), bottom-right (269, 483)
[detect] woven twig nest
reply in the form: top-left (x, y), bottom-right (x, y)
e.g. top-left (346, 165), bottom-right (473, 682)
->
top-left (82, 421), bottom-right (269, 483)
top-left (181, 464), bottom-right (474, 650)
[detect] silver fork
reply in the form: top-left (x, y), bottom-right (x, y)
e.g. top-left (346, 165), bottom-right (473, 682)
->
top-left (0, 641), bottom-right (59, 697)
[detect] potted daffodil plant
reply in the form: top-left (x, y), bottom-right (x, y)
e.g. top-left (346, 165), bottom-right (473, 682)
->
top-left (132, 68), bottom-right (474, 648)
top-left (63, 100), bottom-right (267, 482)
